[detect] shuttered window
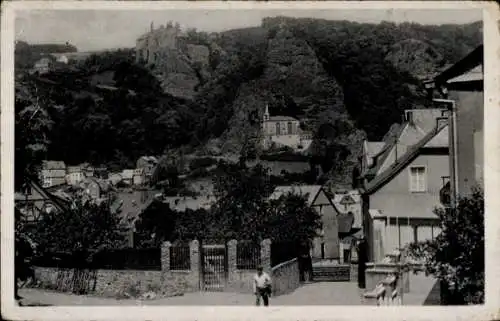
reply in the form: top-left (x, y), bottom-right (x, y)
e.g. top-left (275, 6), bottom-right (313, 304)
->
top-left (409, 166), bottom-right (427, 192)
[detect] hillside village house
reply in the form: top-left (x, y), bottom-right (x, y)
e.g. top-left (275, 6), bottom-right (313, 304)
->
top-left (261, 105), bottom-right (313, 152)
top-left (93, 166), bottom-right (109, 179)
top-left (121, 169), bottom-right (135, 185)
top-left (31, 57), bottom-right (54, 75)
top-left (79, 163), bottom-right (95, 178)
top-left (425, 45), bottom-right (483, 199)
top-left (331, 189), bottom-right (362, 231)
top-left (357, 108), bottom-right (449, 262)
top-left (269, 185), bottom-right (340, 260)
top-left (65, 165), bottom-right (85, 186)
top-left (133, 168), bottom-right (146, 186)
top-left (15, 177), bottom-right (69, 223)
top-left (111, 189), bottom-right (160, 247)
top-left (79, 177), bottom-right (113, 202)
top-left (136, 156), bottom-right (158, 183)
top-left (40, 161), bottom-right (67, 188)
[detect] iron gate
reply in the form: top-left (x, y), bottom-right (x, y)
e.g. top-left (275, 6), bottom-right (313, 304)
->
top-left (201, 244), bottom-right (227, 291)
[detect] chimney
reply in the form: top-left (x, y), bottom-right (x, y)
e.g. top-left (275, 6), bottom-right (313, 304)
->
top-left (405, 110), bottom-right (413, 124)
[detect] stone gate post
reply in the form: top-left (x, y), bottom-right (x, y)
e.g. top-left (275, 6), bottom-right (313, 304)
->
top-left (161, 241), bottom-right (172, 273)
top-left (260, 239), bottom-right (272, 274)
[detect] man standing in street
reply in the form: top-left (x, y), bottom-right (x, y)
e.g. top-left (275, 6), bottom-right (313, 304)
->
top-left (253, 266), bottom-right (271, 306)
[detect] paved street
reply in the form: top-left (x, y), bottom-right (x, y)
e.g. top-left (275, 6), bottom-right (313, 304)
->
top-left (18, 274), bottom-right (438, 306)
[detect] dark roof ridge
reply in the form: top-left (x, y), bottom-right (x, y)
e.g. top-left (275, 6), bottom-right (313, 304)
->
top-left (363, 123), bottom-right (448, 195)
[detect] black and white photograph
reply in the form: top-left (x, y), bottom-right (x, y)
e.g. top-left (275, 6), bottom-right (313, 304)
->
top-left (2, 1), bottom-right (499, 319)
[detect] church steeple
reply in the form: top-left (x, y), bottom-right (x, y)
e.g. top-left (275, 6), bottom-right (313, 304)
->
top-left (263, 104), bottom-right (270, 122)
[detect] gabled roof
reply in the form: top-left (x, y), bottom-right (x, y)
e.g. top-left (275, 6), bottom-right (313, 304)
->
top-left (365, 142), bottom-right (385, 158)
top-left (339, 194), bottom-right (356, 205)
top-left (121, 169), bottom-right (135, 179)
top-left (362, 109), bottom-right (447, 178)
top-left (363, 123), bottom-right (448, 195)
top-left (447, 65), bottom-right (483, 84)
top-left (434, 45), bottom-right (483, 85)
top-left (42, 160), bottom-right (66, 170)
top-left (15, 177), bottom-right (69, 212)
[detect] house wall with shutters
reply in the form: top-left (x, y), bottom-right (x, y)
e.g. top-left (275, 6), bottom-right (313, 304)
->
top-left (369, 154), bottom-right (448, 221)
top-left (367, 154), bottom-right (447, 260)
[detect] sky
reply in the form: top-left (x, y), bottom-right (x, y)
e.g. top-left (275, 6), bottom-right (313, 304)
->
top-left (15, 7), bottom-right (483, 52)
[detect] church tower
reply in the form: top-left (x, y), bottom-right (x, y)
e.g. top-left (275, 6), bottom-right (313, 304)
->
top-left (263, 104), bottom-right (270, 122)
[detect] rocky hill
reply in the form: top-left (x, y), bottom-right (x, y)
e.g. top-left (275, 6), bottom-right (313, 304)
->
top-left (15, 18), bottom-right (482, 186)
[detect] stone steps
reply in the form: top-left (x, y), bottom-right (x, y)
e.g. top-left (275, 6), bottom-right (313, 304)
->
top-left (312, 265), bottom-right (351, 282)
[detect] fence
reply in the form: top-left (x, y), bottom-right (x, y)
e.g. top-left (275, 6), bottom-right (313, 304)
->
top-left (169, 243), bottom-right (191, 270)
top-left (236, 241), bottom-right (261, 270)
top-left (31, 238), bottom-right (305, 297)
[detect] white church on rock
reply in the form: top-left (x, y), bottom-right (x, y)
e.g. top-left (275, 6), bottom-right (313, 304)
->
top-left (261, 104), bottom-right (313, 152)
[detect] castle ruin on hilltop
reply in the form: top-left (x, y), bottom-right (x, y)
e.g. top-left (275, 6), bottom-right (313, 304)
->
top-left (135, 21), bottom-right (188, 65)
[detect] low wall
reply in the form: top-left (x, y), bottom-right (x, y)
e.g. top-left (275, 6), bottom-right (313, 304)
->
top-left (272, 258), bottom-right (300, 296)
top-left (32, 267), bottom-right (198, 298)
top-left (226, 270), bottom-right (255, 294)
top-left (30, 238), bottom-right (276, 297)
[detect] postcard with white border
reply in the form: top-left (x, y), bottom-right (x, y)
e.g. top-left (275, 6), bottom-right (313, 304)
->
top-left (2, 1), bottom-right (500, 320)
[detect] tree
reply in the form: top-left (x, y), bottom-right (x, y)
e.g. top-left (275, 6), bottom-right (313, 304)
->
top-left (34, 194), bottom-right (126, 263)
top-left (15, 80), bottom-right (54, 190)
top-left (262, 193), bottom-right (322, 244)
top-left (406, 188), bottom-right (484, 304)
top-left (134, 200), bottom-right (178, 247)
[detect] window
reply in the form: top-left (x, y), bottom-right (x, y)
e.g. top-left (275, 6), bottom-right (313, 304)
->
top-left (275, 123), bottom-right (281, 135)
top-left (287, 122), bottom-right (293, 135)
top-left (409, 166), bottom-right (427, 192)
top-left (43, 177), bottom-right (52, 188)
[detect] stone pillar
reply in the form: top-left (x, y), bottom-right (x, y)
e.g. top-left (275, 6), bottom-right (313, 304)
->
top-left (227, 240), bottom-right (237, 273)
top-left (189, 240), bottom-right (200, 291)
top-left (190, 240), bottom-right (200, 272)
top-left (161, 241), bottom-right (172, 273)
top-left (260, 239), bottom-right (272, 274)
top-left (227, 239), bottom-right (237, 291)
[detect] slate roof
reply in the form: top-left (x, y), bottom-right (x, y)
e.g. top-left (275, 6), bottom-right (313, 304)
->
top-left (269, 185), bottom-right (322, 205)
top-left (363, 123), bottom-right (449, 195)
top-left (121, 169), bottom-right (135, 180)
top-left (365, 142), bottom-right (385, 158)
top-left (447, 65), bottom-right (483, 83)
top-left (433, 45), bottom-right (483, 85)
top-left (162, 195), bottom-right (217, 212)
top-left (111, 189), bottom-right (160, 226)
top-left (362, 108), bottom-right (447, 179)
top-left (268, 116), bottom-right (299, 122)
top-left (42, 160), bottom-right (66, 170)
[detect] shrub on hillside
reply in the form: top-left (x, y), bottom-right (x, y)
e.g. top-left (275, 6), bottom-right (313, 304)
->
top-left (189, 157), bottom-right (217, 171)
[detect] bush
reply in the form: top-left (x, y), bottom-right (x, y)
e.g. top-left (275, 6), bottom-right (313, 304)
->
top-left (406, 188), bottom-right (484, 304)
top-left (189, 157), bottom-right (217, 171)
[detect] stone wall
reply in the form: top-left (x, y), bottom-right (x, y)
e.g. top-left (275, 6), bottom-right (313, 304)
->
top-left (31, 240), bottom-right (201, 298)
top-left (30, 238), bottom-right (294, 298)
top-left (271, 258), bottom-right (300, 296)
